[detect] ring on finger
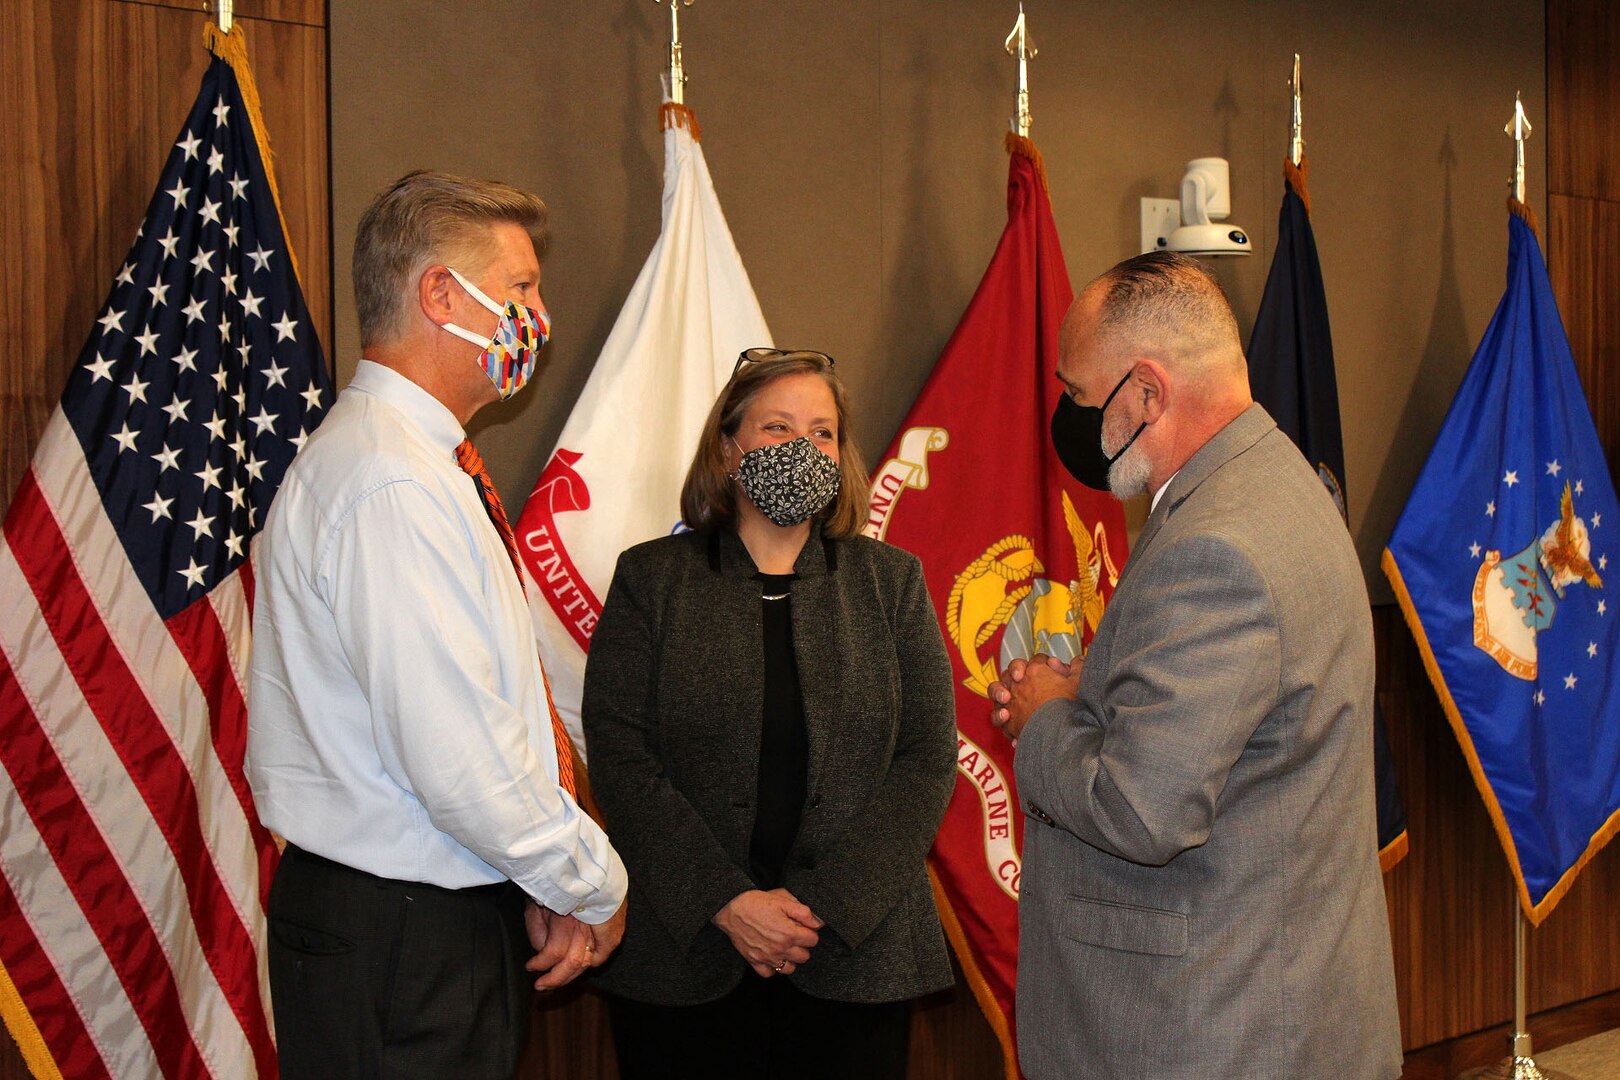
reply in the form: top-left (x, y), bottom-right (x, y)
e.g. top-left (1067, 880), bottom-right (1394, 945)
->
top-left (773, 960), bottom-right (786, 973)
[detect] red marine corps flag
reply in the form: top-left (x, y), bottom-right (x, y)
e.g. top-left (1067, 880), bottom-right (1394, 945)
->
top-left (867, 133), bottom-right (1128, 1077)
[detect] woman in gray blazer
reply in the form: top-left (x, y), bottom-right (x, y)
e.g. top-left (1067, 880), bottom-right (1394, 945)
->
top-left (582, 349), bottom-right (958, 1079)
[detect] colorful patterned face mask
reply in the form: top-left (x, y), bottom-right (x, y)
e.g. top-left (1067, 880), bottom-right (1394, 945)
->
top-left (441, 267), bottom-right (551, 400)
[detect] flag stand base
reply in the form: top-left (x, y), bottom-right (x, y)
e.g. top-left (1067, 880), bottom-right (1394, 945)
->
top-left (1453, 890), bottom-right (1572, 1080)
top-left (1455, 1055), bottom-right (1572, 1080)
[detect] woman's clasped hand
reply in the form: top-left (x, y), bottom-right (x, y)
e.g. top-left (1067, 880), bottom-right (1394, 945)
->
top-left (713, 888), bottom-right (824, 977)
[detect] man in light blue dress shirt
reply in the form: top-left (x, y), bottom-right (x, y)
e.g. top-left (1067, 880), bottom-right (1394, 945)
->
top-left (247, 172), bottom-right (627, 1078)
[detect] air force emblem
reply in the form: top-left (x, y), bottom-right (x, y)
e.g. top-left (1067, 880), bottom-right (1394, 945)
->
top-left (1473, 482), bottom-right (1603, 679)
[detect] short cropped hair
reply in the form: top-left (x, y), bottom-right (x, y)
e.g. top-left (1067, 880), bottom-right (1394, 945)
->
top-left (352, 170), bottom-right (548, 348)
top-left (680, 353), bottom-right (871, 539)
top-left (1092, 251), bottom-right (1243, 372)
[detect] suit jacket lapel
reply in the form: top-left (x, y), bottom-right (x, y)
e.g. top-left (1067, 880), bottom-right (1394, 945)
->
top-left (1112, 404), bottom-right (1277, 590)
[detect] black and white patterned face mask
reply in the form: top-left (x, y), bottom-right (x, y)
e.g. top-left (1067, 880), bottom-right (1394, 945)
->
top-left (731, 436), bottom-right (842, 527)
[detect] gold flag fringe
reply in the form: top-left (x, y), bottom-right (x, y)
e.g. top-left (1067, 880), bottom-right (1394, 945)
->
top-left (1284, 156), bottom-right (1312, 220)
top-left (203, 21), bottom-right (304, 285)
top-left (1378, 830), bottom-right (1410, 875)
top-left (1509, 196), bottom-right (1540, 237)
top-left (660, 102), bottom-right (702, 143)
top-left (1005, 131), bottom-right (1049, 195)
top-left (928, 865), bottom-right (1021, 1080)
top-left (0, 959), bottom-right (63, 1080)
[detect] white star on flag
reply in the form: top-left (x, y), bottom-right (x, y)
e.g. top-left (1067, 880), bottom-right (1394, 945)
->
top-left (263, 360), bottom-right (288, 388)
top-left (1588, 642), bottom-right (1599, 658)
top-left (248, 244), bottom-right (273, 272)
top-left (1469, 542), bottom-right (1482, 558)
top-left (135, 327), bottom-right (162, 357)
top-left (175, 345), bottom-right (199, 373)
top-left (86, 354), bottom-right (116, 383)
top-left (241, 289), bottom-right (264, 318)
top-left (185, 510), bottom-right (216, 542)
top-left (115, 262), bottom-right (136, 286)
top-left (151, 444), bottom-right (182, 473)
top-left (1564, 673), bottom-right (1578, 690)
top-left (167, 178), bottom-right (190, 207)
top-left (212, 97), bottom-right (230, 125)
top-left (248, 407), bottom-right (279, 436)
top-left (1547, 460), bottom-right (1562, 476)
top-left (109, 423), bottom-right (139, 452)
top-left (272, 312), bottom-right (298, 342)
top-left (206, 146), bottom-right (224, 175)
top-left (195, 461), bottom-right (222, 491)
top-left (97, 307), bottom-right (126, 335)
top-left (148, 281), bottom-right (170, 307)
top-left (122, 373), bottom-right (149, 403)
top-left (143, 493), bottom-right (174, 522)
top-left (177, 130), bottom-right (201, 160)
top-left (177, 558), bottom-right (208, 589)
top-left (1503, 470), bottom-right (1519, 487)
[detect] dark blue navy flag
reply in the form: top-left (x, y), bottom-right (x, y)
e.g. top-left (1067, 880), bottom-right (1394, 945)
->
top-left (0, 25), bottom-right (330, 1077)
top-left (1248, 158), bottom-right (1409, 871)
top-left (1385, 203), bottom-right (1620, 924)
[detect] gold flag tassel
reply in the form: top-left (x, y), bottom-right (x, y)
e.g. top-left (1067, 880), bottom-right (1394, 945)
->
top-left (203, 20), bottom-right (305, 284)
top-left (1005, 131), bottom-right (1050, 195)
top-left (660, 102), bottom-right (702, 142)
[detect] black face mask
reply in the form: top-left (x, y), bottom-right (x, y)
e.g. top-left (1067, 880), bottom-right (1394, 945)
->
top-left (1049, 369), bottom-right (1145, 492)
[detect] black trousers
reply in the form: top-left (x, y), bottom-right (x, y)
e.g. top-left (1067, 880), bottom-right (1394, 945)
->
top-left (607, 974), bottom-right (911, 1080)
top-left (266, 845), bottom-right (531, 1080)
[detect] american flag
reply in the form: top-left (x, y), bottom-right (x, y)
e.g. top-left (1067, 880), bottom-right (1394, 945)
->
top-left (0, 41), bottom-right (330, 1079)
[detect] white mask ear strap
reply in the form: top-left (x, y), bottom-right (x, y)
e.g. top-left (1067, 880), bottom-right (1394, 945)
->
top-left (441, 321), bottom-right (492, 347)
top-left (446, 266), bottom-right (505, 317)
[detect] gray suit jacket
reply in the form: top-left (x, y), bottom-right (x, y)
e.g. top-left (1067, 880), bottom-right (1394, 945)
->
top-left (581, 529), bottom-right (957, 1005)
top-left (1015, 405), bottom-right (1402, 1079)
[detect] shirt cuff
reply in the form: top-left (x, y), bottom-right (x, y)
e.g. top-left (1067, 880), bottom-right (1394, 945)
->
top-left (520, 847), bottom-right (629, 925)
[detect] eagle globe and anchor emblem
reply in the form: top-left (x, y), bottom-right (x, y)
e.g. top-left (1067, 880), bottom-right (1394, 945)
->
top-left (866, 425), bottom-right (1120, 900)
top-left (1473, 481), bottom-right (1603, 679)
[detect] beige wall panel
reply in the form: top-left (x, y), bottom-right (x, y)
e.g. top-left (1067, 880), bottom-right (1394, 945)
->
top-left (332, 0), bottom-right (1542, 605)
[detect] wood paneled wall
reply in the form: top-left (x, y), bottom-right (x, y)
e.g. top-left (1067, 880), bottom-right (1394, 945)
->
top-left (0, 0), bottom-right (329, 522)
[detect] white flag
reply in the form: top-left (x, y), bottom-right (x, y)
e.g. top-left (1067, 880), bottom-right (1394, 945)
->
top-left (514, 102), bottom-right (771, 752)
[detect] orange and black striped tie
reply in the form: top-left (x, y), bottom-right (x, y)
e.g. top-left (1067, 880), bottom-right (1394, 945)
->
top-left (455, 438), bottom-right (578, 798)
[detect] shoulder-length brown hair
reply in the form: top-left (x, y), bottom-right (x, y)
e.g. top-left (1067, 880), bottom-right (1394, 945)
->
top-left (680, 352), bottom-right (871, 539)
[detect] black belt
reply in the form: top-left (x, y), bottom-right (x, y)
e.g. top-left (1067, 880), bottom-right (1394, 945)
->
top-left (282, 844), bottom-right (515, 900)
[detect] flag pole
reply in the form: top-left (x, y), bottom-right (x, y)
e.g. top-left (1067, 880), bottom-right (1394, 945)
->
top-left (1456, 99), bottom-right (1569, 1080)
top-left (1004, 3), bottom-right (1036, 137)
top-left (1455, 889), bottom-right (1572, 1080)
top-left (211, 0), bottom-right (232, 33)
top-left (655, 0), bottom-right (694, 106)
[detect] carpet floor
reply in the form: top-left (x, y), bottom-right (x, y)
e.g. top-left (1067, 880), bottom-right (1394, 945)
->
top-left (1535, 1027), bottom-right (1620, 1079)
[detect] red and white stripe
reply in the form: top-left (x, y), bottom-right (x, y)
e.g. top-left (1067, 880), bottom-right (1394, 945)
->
top-left (0, 413), bottom-right (279, 1077)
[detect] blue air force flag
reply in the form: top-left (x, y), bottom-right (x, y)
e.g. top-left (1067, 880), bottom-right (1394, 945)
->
top-left (1384, 204), bottom-right (1620, 923)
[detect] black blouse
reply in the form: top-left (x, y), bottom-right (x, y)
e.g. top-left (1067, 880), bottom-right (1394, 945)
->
top-left (747, 572), bottom-right (808, 888)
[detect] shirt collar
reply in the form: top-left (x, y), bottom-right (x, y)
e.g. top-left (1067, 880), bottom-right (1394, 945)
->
top-left (349, 359), bottom-right (466, 454)
top-left (1150, 471), bottom-right (1178, 513)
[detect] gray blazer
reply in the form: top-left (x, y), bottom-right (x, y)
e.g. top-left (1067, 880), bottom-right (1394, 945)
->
top-left (1015, 405), bottom-right (1402, 1079)
top-left (581, 529), bottom-right (957, 1006)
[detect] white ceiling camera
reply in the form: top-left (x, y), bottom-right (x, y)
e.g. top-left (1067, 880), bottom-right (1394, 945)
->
top-left (1140, 157), bottom-right (1252, 258)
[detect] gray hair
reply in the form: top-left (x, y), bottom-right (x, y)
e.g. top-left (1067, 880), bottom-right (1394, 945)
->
top-left (352, 170), bottom-right (548, 348)
top-left (1091, 251), bottom-right (1244, 375)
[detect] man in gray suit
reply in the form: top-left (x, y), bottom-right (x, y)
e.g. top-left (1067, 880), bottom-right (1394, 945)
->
top-left (990, 252), bottom-right (1402, 1079)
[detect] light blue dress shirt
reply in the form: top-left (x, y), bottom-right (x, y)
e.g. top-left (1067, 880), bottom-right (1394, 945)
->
top-left (247, 361), bottom-right (625, 921)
